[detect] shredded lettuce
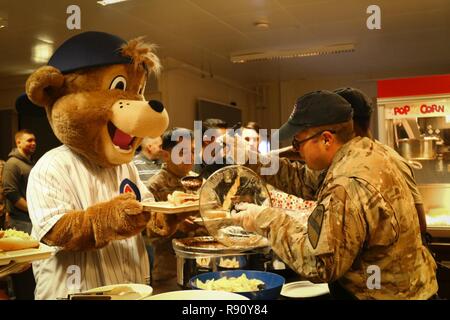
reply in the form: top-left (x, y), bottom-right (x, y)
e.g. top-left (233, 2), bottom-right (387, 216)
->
top-left (1, 229), bottom-right (34, 240)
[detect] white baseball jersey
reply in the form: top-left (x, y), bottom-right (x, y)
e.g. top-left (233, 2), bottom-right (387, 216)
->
top-left (27, 145), bottom-right (153, 300)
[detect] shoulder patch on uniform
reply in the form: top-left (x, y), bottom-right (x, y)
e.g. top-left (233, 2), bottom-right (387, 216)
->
top-left (308, 204), bottom-right (325, 249)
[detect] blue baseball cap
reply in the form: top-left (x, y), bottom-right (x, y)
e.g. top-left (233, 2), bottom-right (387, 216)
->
top-left (277, 90), bottom-right (353, 141)
top-left (48, 31), bottom-right (132, 74)
top-left (16, 31), bottom-right (133, 110)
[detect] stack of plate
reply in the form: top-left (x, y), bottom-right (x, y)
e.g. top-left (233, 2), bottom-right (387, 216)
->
top-left (280, 281), bottom-right (330, 299)
top-left (145, 290), bottom-right (249, 300)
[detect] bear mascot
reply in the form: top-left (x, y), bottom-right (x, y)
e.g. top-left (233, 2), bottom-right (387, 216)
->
top-left (20, 31), bottom-right (183, 299)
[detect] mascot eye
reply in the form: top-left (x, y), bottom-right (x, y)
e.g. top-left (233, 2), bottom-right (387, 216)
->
top-left (110, 76), bottom-right (127, 91)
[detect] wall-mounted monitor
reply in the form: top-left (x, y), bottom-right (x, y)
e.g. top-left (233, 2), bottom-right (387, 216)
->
top-left (196, 98), bottom-right (242, 128)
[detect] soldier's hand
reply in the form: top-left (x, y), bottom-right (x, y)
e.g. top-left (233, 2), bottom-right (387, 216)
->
top-left (233, 202), bottom-right (266, 232)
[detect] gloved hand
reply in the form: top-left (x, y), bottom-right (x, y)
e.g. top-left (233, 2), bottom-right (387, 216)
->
top-left (232, 202), bottom-right (267, 233)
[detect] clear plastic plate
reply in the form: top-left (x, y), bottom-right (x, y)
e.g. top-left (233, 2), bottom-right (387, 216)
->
top-left (198, 165), bottom-right (271, 249)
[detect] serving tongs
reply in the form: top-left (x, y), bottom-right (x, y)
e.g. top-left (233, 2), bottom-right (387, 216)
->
top-left (66, 285), bottom-right (134, 300)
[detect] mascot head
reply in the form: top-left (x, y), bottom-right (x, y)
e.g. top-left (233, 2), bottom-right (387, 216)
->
top-left (20, 31), bottom-right (169, 167)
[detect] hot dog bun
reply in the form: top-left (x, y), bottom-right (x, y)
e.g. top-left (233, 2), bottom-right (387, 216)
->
top-left (0, 229), bottom-right (40, 251)
top-left (167, 191), bottom-right (199, 205)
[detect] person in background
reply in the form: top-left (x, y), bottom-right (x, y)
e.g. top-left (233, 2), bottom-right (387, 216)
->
top-left (133, 136), bottom-right (163, 186)
top-left (234, 90), bottom-right (438, 299)
top-left (240, 121), bottom-right (261, 153)
top-left (0, 159), bottom-right (7, 229)
top-left (147, 128), bottom-right (196, 201)
top-left (2, 129), bottom-right (37, 300)
top-left (333, 87), bottom-right (428, 239)
top-left (194, 118), bottom-right (229, 179)
top-left (2, 129), bottom-right (36, 233)
top-left (147, 128), bottom-right (205, 282)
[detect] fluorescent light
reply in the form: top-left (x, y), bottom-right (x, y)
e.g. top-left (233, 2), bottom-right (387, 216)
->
top-left (0, 17), bottom-right (7, 29)
top-left (32, 43), bottom-right (53, 64)
top-left (230, 44), bottom-right (355, 63)
top-left (97, 0), bottom-right (129, 6)
top-left (37, 36), bottom-right (54, 44)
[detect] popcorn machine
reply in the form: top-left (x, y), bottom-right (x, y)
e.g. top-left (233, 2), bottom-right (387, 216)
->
top-left (377, 75), bottom-right (450, 238)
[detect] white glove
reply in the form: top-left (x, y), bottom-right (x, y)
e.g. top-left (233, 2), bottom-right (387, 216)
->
top-left (232, 202), bottom-right (267, 232)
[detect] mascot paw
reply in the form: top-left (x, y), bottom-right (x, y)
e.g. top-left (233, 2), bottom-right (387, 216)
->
top-left (112, 193), bottom-right (143, 215)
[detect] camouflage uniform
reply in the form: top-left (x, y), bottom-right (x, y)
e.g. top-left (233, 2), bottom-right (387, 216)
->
top-left (147, 163), bottom-right (185, 202)
top-left (248, 157), bottom-right (322, 200)
top-left (374, 140), bottom-right (424, 205)
top-left (251, 140), bottom-right (423, 207)
top-left (146, 164), bottom-right (206, 281)
top-left (251, 137), bottom-right (438, 299)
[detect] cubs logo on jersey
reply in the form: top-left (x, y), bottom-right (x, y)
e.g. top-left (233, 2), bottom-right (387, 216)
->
top-left (119, 178), bottom-right (141, 201)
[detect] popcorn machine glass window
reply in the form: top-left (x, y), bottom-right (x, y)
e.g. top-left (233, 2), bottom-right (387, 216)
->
top-left (377, 94), bottom-right (450, 235)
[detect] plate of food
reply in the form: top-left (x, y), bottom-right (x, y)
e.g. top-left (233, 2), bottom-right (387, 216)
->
top-left (70, 283), bottom-right (153, 300)
top-left (0, 229), bottom-right (55, 266)
top-left (143, 191), bottom-right (199, 214)
top-left (190, 270), bottom-right (285, 300)
top-left (280, 281), bottom-right (330, 298)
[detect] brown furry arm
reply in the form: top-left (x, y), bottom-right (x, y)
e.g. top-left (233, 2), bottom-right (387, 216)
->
top-left (43, 193), bottom-right (150, 251)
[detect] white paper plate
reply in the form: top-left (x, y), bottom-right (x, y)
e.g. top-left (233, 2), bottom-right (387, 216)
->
top-left (281, 281), bottom-right (330, 298)
top-left (142, 201), bottom-right (199, 214)
top-left (144, 290), bottom-right (249, 300)
top-left (0, 243), bottom-right (55, 266)
top-left (83, 283), bottom-right (153, 300)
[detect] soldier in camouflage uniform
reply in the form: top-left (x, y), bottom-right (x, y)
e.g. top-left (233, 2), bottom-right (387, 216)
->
top-left (235, 90), bottom-right (438, 299)
top-left (147, 128), bottom-right (206, 281)
top-left (247, 88), bottom-right (427, 235)
top-left (334, 87), bottom-right (428, 236)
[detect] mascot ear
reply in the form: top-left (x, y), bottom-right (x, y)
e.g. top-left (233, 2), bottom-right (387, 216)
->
top-left (26, 66), bottom-right (65, 107)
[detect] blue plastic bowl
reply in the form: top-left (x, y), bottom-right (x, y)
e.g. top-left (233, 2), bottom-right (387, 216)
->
top-left (189, 270), bottom-right (285, 300)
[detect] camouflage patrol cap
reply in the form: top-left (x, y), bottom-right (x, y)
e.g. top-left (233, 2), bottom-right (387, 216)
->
top-left (334, 87), bottom-right (373, 119)
top-left (277, 90), bottom-right (353, 141)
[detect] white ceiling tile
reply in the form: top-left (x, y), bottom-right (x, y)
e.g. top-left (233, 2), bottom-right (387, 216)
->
top-left (0, 0), bottom-right (449, 82)
top-left (187, 0), bottom-right (282, 17)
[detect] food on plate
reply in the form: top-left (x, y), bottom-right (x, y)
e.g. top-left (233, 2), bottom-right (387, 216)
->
top-left (196, 257), bottom-right (211, 268)
top-left (222, 175), bottom-right (240, 211)
top-left (181, 176), bottom-right (203, 191)
top-left (0, 229), bottom-right (40, 251)
top-left (196, 273), bottom-right (265, 292)
top-left (167, 191), bottom-right (199, 206)
top-left (219, 257), bottom-right (240, 268)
